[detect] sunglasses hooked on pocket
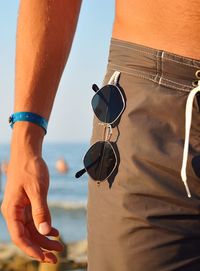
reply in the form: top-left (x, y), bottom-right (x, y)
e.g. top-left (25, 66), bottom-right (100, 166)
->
top-left (75, 71), bottom-right (125, 182)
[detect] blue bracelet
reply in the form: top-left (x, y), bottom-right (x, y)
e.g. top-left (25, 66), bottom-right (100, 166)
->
top-left (9, 112), bottom-right (48, 134)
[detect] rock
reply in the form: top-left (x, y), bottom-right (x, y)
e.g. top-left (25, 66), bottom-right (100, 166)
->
top-left (0, 238), bottom-right (87, 271)
top-left (0, 243), bottom-right (38, 271)
top-left (38, 258), bottom-right (61, 271)
top-left (0, 243), bottom-right (17, 260)
top-left (67, 239), bottom-right (87, 263)
top-left (4, 256), bottom-right (38, 271)
top-left (0, 243), bottom-right (39, 271)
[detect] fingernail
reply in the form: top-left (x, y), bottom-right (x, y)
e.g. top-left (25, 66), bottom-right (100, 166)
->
top-left (39, 222), bottom-right (51, 235)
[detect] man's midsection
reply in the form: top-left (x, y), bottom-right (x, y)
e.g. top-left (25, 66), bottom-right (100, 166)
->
top-left (112, 0), bottom-right (200, 60)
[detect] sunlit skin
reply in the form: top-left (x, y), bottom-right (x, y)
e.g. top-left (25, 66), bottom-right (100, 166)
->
top-left (1, 0), bottom-right (82, 264)
top-left (1, 0), bottom-right (200, 265)
top-left (113, 0), bottom-right (200, 59)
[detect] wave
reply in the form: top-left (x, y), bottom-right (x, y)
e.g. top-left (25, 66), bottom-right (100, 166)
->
top-left (48, 200), bottom-right (87, 210)
top-left (0, 198), bottom-right (87, 211)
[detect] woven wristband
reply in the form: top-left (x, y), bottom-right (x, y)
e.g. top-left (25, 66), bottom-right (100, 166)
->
top-left (9, 112), bottom-right (48, 134)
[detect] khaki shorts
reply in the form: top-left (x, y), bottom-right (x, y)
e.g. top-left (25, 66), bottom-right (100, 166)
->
top-left (87, 38), bottom-right (200, 271)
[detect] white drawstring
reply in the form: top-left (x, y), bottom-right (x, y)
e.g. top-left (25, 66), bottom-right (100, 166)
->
top-left (109, 71), bottom-right (199, 198)
top-left (108, 71), bottom-right (121, 85)
top-left (181, 80), bottom-right (200, 198)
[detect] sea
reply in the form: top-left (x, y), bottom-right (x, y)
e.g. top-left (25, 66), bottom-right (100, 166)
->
top-left (0, 142), bottom-right (89, 244)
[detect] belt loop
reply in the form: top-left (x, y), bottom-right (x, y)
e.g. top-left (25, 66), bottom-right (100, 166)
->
top-left (158, 51), bottom-right (164, 85)
top-left (108, 71), bottom-right (121, 85)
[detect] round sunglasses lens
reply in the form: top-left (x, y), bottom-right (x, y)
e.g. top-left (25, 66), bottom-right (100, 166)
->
top-left (91, 85), bottom-right (124, 123)
top-left (83, 141), bottom-right (117, 181)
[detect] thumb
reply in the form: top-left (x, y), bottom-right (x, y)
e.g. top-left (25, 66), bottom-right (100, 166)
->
top-left (29, 193), bottom-right (52, 235)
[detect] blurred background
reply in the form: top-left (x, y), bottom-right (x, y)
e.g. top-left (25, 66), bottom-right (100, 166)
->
top-left (0, 1), bottom-right (114, 270)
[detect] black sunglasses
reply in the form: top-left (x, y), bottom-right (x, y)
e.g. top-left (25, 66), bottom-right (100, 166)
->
top-left (75, 71), bottom-right (125, 182)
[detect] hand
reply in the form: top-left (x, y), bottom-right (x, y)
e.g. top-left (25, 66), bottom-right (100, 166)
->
top-left (1, 146), bottom-right (64, 264)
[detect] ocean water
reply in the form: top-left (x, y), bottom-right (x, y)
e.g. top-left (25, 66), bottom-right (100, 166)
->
top-left (0, 142), bottom-right (90, 243)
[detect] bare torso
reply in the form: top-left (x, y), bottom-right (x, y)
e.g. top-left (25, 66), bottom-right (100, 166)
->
top-left (112, 0), bottom-right (200, 59)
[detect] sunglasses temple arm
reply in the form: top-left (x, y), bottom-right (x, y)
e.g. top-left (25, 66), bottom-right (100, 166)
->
top-left (75, 168), bottom-right (86, 179)
top-left (75, 155), bottom-right (100, 179)
top-left (92, 84), bottom-right (99, 92)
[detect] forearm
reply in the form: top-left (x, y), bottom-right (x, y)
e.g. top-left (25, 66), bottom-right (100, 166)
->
top-left (12, 0), bottom-right (82, 148)
top-left (1, 2), bottom-right (83, 262)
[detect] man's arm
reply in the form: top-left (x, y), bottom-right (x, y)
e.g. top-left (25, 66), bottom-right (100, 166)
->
top-left (1, 0), bottom-right (82, 264)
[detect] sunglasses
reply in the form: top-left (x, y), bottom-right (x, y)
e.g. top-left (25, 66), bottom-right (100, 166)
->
top-left (75, 71), bottom-right (125, 182)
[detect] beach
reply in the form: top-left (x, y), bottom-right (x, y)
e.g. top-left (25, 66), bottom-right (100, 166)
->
top-left (0, 142), bottom-right (89, 270)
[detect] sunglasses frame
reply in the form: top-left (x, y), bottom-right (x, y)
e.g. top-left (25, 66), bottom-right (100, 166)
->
top-left (82, 140), bottom-right (118, 182)
top-left (91, 83), bottom-right (126, 125)
top-left (75, 73), bottom-right (125, 182)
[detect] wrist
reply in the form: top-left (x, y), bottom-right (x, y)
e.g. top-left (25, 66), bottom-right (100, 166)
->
top-left (11, 121), bottom-right (45, 156)
top-left (9, 111), bottom-right (48, 134)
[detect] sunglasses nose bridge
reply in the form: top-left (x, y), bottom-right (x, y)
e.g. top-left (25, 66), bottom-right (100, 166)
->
top-left (98, 122), bottom-right (113, 141)
top-left (106, 124), bottom-right (112, 141)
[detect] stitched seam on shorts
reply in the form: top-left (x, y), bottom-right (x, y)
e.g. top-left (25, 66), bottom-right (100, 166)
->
top-left (109, 63), bottom-right (193, 89)
top-left (109, 67), bottom-right (156, 82)
top-left (163, 57), bottom-right (200, 69)
top-left (112, 40), bottom-right (200, 69)
top-left (163, 77), bottom-right (193, 88)
top-left (109, 67), bottom-right (191, 93)
top-left (160, 80), bottom-right (191, 92)
top-left (111, 43), bottom-right (157, 57)
top-left (108, 63), bottom-right (156, 77)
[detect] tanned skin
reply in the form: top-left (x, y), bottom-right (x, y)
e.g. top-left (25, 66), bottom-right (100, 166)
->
top-left (1, 0), bottom-right (82, 264)
top-left (1, 0), bottom-right (200, 265)
top-left (113, 0), bottom-right (200, 59)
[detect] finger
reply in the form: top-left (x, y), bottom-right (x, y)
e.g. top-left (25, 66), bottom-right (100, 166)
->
top-left (24, 226), bottom-right (58, 264)
top-left (5, 203), bottom-right (45, 261)
top-left (43, 251), bottom-right (58, 264)
top-left (25, 226), bottom-right (57, 263)
top-left (25, 206), bottom-right (59, 237)
top-left (8, 219), bottom-right (57, 264)
top-left (27, 190), bottom-right (52, 235)
top-left (7, 218), bottom-right (45, 261)
top-left (46, 227), bottom-right (60, 237)
top-left (27, 221), bottom-right (64, 252)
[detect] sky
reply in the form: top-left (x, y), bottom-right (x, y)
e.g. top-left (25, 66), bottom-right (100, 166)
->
top-left (0, 0), bottom-right (115, 143)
